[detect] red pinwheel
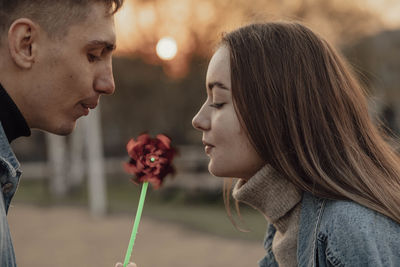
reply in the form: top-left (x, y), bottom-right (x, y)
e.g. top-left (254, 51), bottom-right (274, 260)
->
top-left (124, 133), bottom-right (176, 189)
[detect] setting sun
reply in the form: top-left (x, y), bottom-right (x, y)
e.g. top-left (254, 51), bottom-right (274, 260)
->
top-left (156, 37), bottom-right (178, 60)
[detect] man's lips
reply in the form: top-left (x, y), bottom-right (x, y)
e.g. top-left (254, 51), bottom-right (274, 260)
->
top-left (80, 104), bottom-right (90, 116)
top-left (81, 102), bottom-right (98, 109)
top-left (79, 101), bottom-right (98, 116)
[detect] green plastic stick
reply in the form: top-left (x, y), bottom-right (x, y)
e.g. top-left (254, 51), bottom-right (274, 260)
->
top-left (123, 181), bottom-right (149, 267)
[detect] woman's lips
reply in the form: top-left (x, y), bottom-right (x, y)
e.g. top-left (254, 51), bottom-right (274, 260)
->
top-left (202, 140), bottom-right (215, 154)
top-left (205, 145), bottom-right (213, 154)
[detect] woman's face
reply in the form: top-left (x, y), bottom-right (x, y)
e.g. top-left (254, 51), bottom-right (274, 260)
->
top-left (192, 46), bottom-right (264, 179)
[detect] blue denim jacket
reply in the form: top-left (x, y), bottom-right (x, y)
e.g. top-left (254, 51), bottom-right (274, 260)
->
top-left (0, 122), bottom-right (20, 266)
top-left (259, 192), bottom-right (400, 267)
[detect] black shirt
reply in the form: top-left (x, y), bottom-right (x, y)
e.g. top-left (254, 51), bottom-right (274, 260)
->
top-left (0, 83), bottom-right (31, 143)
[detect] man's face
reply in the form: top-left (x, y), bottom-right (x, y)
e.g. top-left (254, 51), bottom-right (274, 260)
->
top-left (25, 2), bottom-right (116, 135)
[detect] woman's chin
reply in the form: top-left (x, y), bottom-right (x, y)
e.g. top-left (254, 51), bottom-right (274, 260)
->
top-left (208, 162), bottom-right (232, 178)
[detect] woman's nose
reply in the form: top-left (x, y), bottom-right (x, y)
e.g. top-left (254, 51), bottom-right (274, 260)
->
top-left (192, 104), bottom-right (210, 131)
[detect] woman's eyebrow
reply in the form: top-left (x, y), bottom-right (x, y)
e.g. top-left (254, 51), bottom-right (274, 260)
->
top-left (207, 81), bottom-right (229, 91)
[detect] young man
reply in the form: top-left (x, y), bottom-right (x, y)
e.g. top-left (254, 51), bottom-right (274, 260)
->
top-left (0, 1), bottom-right (136, 265)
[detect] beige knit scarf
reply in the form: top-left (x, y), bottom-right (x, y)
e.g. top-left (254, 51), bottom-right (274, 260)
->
top-left (232, 165), bottom-right (303, 267)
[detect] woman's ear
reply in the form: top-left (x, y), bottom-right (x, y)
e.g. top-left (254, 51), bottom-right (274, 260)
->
top-left (8, 18), bottom-right (39, 69)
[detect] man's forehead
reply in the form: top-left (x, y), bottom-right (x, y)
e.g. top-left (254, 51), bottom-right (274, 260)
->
top-left (67, 8), bottom-right (116, 46)
top-left (74, 2), bottom-right (116, 34)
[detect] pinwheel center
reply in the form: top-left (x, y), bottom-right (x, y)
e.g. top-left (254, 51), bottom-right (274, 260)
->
top-left (150, 157), bottom-right (156, 163)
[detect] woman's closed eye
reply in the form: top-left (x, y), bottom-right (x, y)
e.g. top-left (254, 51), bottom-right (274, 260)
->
top-left (209, 102), bottom-right (225, 109)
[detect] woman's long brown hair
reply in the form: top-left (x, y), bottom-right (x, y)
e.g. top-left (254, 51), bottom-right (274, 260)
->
top-left (222, 22), bottom-right (400, 223)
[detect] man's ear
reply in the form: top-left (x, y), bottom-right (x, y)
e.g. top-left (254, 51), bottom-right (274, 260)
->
top-left (8, 18), bottom-right (39, 69)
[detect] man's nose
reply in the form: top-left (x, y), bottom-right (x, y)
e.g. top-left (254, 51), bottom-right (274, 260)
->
top-left (94, 64), bottom-right (115, 95)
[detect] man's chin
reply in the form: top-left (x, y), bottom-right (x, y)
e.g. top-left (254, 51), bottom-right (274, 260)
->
top-left (44, 122), bottom-right (76, 136)
top-left (55, 128), bottom-right (74, 136)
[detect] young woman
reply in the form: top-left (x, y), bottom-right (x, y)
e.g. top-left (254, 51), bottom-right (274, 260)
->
top-left (192, 22), bottom-right (400, 266)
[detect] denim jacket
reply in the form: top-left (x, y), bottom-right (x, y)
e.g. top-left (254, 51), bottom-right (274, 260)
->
top-left (259, 192), bottom-right (400, 267)
top-left (0, 122), bottom-right (20, 266)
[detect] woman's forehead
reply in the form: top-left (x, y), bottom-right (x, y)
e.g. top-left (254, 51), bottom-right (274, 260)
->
top-left (206, 46), bottom-right (231, 89)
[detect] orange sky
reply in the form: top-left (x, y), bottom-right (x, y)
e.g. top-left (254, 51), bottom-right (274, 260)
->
top-left (115, 0), bottom-right (400, 52)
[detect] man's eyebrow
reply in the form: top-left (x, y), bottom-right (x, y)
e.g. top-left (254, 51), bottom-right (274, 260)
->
top-left (207, 81), bottom-right (229, 91)
top-left (87, 40), bottom-right (116, 51)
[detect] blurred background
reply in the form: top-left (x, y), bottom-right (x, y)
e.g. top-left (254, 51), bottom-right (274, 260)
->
top-left (8, 0), bottom-right (400, 266)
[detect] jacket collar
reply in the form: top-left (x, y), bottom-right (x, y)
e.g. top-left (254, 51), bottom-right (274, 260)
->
top-left (0, 122), bottom-right (20, 178)
top-left (297, 192), bottom-right (327, 267)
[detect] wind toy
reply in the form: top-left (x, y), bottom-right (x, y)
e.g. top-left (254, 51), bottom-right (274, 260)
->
top-left (122, 133), bottom-right (176, 267)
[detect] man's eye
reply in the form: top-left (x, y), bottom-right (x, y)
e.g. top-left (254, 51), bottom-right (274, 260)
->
top-left (209, 102), bottom-right (225, 109)
top-left (87, 53), bottom-right (101, 62)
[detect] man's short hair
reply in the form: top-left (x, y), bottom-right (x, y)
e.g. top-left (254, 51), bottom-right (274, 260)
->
top-left (0, 0), bottom-right (123, 41)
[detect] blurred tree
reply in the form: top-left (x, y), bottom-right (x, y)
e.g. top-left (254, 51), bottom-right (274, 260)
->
top-left (46, 133), bottom-right (68, 197)
top-left (344, 29), bottom-right (400, 135)
top-left (115, 0), bottom-right (386, 77)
